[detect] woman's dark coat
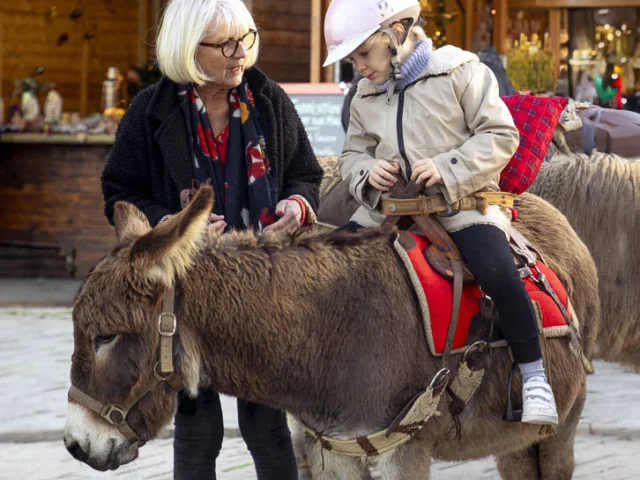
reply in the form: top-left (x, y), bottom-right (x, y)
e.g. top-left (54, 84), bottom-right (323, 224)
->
top-left (102, 67), bottom-right (322, 226)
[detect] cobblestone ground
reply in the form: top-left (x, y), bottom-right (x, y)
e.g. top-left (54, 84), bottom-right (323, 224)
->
top-left (1, 308), bottom-right (638, 479)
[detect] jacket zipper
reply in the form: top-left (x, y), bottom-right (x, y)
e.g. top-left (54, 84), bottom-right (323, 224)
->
top-left (395, 75), bottom-right (440, 181)
top-left (396, 89), bottom-right (411, 179)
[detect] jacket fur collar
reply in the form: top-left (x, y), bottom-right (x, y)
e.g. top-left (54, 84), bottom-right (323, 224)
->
top-left (356, 46), bottom-right (478, 98)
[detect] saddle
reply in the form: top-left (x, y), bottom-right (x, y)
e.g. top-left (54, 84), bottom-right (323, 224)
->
top-left (381, 179), bottom-right (570, 368)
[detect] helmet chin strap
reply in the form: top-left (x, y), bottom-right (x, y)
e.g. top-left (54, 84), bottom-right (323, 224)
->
top-left (378, 28), bottom-right (401, 103)
top-left (379, 27), bottom-right (403, 82)
top-left (379, 18), bottom-right (415, 102)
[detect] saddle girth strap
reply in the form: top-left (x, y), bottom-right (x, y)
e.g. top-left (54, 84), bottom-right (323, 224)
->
top-left (302, 369), bottom-right (450, 457)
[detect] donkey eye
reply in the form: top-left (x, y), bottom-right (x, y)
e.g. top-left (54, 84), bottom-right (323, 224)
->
top-left (95, 334), bottom-right (117, 347)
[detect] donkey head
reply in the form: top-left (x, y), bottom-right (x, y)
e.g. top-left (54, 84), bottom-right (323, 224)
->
top-left (63, 186), bottom-right (213, 471)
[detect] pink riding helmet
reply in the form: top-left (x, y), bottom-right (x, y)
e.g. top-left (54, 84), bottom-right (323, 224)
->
top-left (323, 0), bottom-right (420, 67)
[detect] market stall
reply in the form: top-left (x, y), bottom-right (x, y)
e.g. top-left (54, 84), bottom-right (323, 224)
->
top-left (503, 1), bottom-right (640, 104)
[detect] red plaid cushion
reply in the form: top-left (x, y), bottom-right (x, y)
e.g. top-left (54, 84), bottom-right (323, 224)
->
top-left (499, 95), bottom-right (567, 194)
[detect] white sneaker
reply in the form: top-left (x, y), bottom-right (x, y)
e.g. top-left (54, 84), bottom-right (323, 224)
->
top-left (521, 376), bottom-right (559, 425)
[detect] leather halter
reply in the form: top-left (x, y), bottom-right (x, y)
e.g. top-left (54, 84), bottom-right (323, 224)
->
top-left (67, 285), bottom-right (182, 448)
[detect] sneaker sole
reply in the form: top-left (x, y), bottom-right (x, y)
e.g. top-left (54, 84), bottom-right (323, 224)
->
top-left (521, 414), bottom-right (559, 425)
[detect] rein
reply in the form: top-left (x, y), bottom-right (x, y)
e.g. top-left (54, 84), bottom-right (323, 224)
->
top-left (67, 285), bottom-right (182, 448)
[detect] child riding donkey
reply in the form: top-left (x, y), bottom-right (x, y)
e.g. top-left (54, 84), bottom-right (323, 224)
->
top-left (325, 0), bottom-right (558, 424)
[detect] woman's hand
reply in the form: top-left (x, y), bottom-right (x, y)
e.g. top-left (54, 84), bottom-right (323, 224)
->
top-left (209, 213), bottom-right (227, 237)
top-left (263, 199), bottom-right (302, 233)
top-left (411, 158), bottom-right (442, 187)
top-left (368, 160), bottom-right (400, 192)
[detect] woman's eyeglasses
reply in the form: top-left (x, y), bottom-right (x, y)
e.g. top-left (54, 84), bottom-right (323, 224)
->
top-left (199, 30), bottom-right (257, 58)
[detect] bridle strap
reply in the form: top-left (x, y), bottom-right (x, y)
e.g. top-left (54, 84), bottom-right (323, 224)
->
top-left (68, 285), bottom-right (181, 447)
top-left (159, 284), bottom-right (176, 374)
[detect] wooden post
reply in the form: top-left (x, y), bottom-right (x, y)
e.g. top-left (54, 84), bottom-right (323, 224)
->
top-left (138, 0), bottom-right (149, 65)
top-left (465, 0), bottom-right (474, 51)
top-left (0, 9), bottom-right (4, 99)
top-left (492, 0), bottom-right (508, 55)
top-left (321, 0), bottom-right (334, 83)
top-left (310, 0), bottom-right (334, 83)
top-left (548, 8), bottom-right (561, 81)
top-left (80, 38), bottom-right (90, 116)
top-left (310, 0), bottom-right (322, 83)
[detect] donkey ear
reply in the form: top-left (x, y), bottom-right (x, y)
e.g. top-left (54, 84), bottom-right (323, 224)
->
top-left (114, 201), bottom-right (152, 244)
top-left (129, 186), bottom-right (214, 286)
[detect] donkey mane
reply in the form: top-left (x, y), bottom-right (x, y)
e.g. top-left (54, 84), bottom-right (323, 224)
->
top-left (206, 225), bottom-right (397, 255)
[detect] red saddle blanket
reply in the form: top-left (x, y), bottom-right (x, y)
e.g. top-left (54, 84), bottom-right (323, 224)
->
top-left (400, 233), bottom-right (572, 355)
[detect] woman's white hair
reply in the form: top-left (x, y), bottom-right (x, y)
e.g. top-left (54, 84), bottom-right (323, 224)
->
top-left (156, 0), bottom-right (259, 85)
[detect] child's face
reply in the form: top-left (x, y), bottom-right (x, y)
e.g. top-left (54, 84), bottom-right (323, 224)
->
top-left (347, 37), bottom-right (392, 85)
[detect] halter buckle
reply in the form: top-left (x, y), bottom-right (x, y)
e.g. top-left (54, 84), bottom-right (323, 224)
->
top-left (102, 405), bottom-right (128, 426)
top-left (158, 312), bottom-right (176, 337)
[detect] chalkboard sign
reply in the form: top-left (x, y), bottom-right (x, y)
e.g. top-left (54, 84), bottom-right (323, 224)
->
top-left (282, 84), bottom-right (346, 157)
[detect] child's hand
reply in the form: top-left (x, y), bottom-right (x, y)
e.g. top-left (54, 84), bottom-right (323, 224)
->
top-left (411, 158), bottom-right (442, 187)
top-left (368, 160), bottom-right (400, 192)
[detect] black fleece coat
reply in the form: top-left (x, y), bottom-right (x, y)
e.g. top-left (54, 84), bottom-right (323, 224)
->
top-left (101, 67), bottom-right (323, 226)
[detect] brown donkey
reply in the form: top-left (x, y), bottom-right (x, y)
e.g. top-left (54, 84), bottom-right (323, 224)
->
top-left (64, 186), bottom-right (598, 479)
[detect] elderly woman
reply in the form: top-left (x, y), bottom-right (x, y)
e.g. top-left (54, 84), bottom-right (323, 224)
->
top-left (101, 0), bottom-right (322, 478)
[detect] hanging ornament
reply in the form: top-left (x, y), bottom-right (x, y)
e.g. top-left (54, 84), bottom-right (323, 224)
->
top-left (70, 8), bottom-right (83, 20)
top-left (34, 65), bottom-right (45, 76)
top-left (56, 33), bottom-right (69, 46)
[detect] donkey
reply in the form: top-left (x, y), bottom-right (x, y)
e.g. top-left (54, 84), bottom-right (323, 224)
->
top-left (64, 185), bottom-right (598, 479)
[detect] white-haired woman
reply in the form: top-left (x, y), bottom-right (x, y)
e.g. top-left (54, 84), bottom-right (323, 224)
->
top-left (102, 0), bottom-right (322, 478)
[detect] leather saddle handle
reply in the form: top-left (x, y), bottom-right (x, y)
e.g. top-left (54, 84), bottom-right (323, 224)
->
top-left (383, 177), bottom-right (475, 283)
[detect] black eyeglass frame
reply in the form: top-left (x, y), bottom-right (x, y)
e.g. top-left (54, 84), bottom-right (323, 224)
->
top-left (199, 29), bottom-right (258, 58)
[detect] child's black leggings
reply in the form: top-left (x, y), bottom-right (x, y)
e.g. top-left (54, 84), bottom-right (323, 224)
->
top-left (450, 224), bottom-right (542, 363)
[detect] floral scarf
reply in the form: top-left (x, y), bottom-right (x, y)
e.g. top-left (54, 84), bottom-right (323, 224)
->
top-left (178, 78), bottom-right (276, 231)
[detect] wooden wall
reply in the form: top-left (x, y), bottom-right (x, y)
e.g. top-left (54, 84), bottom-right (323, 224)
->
top-left (0, 140), bottom-right (115, 278)
top-left (0, 1), bottom-right (152, 116)
top-left (252, 0), bottom-right (312, 82)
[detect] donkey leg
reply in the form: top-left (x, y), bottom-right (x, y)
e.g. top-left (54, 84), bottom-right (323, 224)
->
top-left (377, 439), bottom-right (431, 480)
top-left (303, 436), bottom-right (365, 480)
top-left (496, 387), bottom-right (585, 479)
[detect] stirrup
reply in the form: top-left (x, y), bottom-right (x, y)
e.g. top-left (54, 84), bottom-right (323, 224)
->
top-left (503, 362), bottom-right (522, 422)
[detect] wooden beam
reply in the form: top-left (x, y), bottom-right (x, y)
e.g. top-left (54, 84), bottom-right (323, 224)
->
top-left (548, 8), bottom-right (561, 81)
top-left (465, 0), bottom-right (474, 51)
top-left (508, 0), bottom-right (638, 7)
top-left (492, 0), bottom-right (508, 55)
top-left (310, 0), bottom-right (322, 82)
